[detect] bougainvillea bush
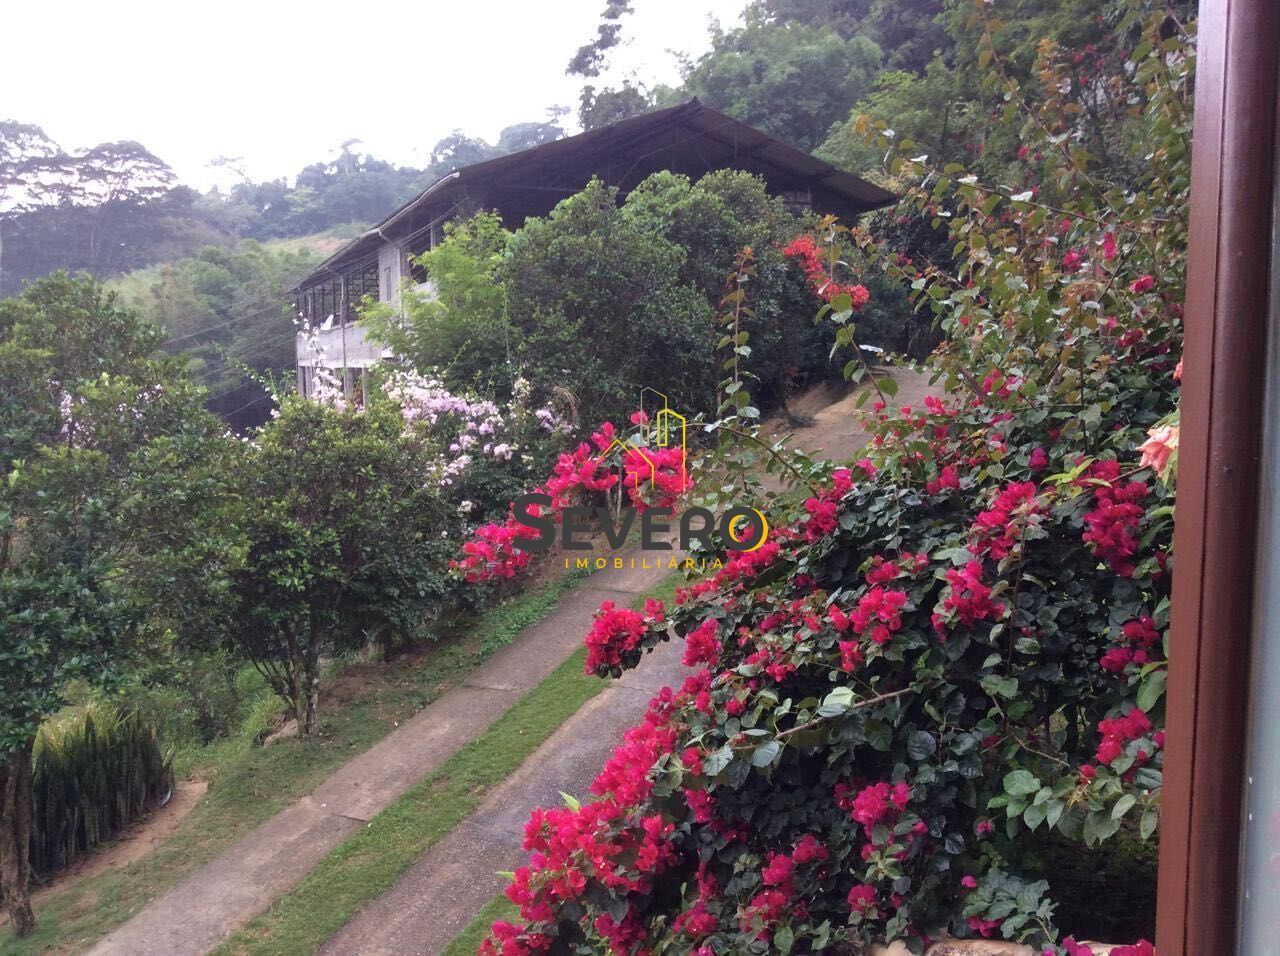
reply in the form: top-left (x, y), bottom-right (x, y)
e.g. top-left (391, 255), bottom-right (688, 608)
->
top-left (452, 413), bottom-right (691, 585)
top-left (480, 5), bottom-right (1189, 954)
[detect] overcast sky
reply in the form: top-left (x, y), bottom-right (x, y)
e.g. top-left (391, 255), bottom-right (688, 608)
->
top-left (4, 0), bottom-right (747, 189)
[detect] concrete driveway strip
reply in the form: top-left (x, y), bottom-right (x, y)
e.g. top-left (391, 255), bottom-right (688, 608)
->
top-left (87, 559), bottom-right (661, 956)
top-left (320, 637), bottom-right (692, 956)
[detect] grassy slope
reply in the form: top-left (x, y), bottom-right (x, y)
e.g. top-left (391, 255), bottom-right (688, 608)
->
top-left (0, 573), bottom-right (588, 956)
top-left (213, 574), bottom-right (682, 956)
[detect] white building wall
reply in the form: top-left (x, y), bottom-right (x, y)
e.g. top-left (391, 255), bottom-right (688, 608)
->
top-left (377, 243), bottom-right (404, 307)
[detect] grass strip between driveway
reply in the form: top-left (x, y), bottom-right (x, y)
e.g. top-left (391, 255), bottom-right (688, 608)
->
top-left (213, 573), bottom-right (680, 956)
top-left (441, 893), bottom-right (521, 956)
top-left (0, 571), bottom-right (592, 956)
top-left (212, 646), bottom-right (605, 956)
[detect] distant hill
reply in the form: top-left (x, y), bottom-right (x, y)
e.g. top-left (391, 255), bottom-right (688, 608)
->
top-left (0, 120), bottom-right (567, 299)
top-left (107, 229), bottom-right (362, 430)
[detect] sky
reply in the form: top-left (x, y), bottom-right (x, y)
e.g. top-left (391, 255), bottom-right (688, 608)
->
top-left (3, 0), bottom-right (747, 190)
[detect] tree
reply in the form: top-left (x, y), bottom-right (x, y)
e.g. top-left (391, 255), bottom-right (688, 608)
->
top-left (365, 211), bottom-right (513, 396)
top-left (495, 119), bottom-right (566, 154)
top-left (0, 274), bottom-right (232, 934)
top-left (230, 394), bottom-right (453, 736)
top-left (761, 0), bottom-right (948, 74)
top-left (577, 82), bottom-right (655, 131)
top-left (500, 179), bottom-right (714, 425)
top-left (566, 0), bottom-right (635, 78)
top-left (681, 13), bottom-right (883, 151)
top-left (429, 131), bottom-right (499, 174)
top-left (116, 239), bottom-right (320, 429)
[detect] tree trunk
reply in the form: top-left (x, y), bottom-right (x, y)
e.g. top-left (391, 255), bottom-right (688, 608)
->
top-left (284, 623), bottom-right (306, 727)
top-left (303, 628), bottom-right (321, 738)
top-left (0, 741), bottom-right (36, 936)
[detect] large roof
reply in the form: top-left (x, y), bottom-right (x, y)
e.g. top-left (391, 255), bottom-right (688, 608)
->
top-left (293, 99), bottom-right (895, 292)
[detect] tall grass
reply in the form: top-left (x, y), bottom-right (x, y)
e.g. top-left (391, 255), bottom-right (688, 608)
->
top-left (29, 703), bottom-right (173, 879)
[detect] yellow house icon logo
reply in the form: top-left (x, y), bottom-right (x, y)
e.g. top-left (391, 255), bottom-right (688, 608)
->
top-left (595, 388), bottom-right (688, 485)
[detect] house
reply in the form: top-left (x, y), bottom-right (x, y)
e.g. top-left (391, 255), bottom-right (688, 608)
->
top-left (289, 99), bottom-right (896, 396)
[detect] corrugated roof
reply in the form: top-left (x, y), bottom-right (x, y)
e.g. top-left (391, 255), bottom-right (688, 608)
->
top-left (293, 99), bottom-right (895, 292)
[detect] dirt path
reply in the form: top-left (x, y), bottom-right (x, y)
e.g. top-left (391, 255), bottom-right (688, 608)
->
top-left (320, 368), bottom-right (934, 955)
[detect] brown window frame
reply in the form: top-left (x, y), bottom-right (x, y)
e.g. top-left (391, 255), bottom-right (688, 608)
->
top-left (1156, 1), bottom-right (1280, 952)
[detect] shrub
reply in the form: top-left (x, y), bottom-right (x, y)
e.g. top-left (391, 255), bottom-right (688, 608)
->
top-left (365, 212), bottom-right (514, 397)
top-left (29, 703), bottom-right (173, 879)
top-left (1, 274), bottom-right (237, 934)
top-left (501, 178), bottom-right (715, 427)
top-left (480, 5), bottom-right (1187, 953)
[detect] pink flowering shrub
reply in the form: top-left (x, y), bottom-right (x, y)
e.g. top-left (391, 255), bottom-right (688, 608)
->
top-left (781, 233), bottom-right (871, 309)
top-left (481, 10), bottom-right (1186, 954)
top-left (452, 418), bottom-right (691, 583)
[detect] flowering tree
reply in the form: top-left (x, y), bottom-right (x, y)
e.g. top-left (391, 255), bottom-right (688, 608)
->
top-left (479, 5), bottom-right (1188, 953)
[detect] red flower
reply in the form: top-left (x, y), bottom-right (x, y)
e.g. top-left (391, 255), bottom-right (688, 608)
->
top-left (967, 915), bottom-right (1002, 937)
top-left (1078, 461), bottom-right (1148, 576)
top-left (936, 561), bottom-right (1005, 633)
top-left (585, 602), bottom-right (649, 673)
top-left (847, 884), bottom-right (878, 914)
top-left (682, 618), bottom-right (722, 667)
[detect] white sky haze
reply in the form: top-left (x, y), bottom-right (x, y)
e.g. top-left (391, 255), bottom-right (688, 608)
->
top-left (2, 0), bottom-right (747, 188)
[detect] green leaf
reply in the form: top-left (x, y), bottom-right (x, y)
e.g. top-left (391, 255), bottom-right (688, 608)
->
top-left (703, 745), bottom-right (733, 776)
top-left (1003, 769), bottom-right (1042, 797)
top-left (907, 730), bottom-right (937, 761)
top-left (1084, 809), bottom-right (1121, 846)
top-left (774, 924), bottom-right (794, 954)
top-left (813, 920), bottom-right (831, 950)
top-left (1111, 793), bottom-right (1137, 822)
top-left (1137, 669), bottom-right (1167, 712)
top-left (751, 739), bottom-right (781, 768)
top-left (819, 687), bottom-right (855, 717)
top-left (1023, 802), bottom-right (1047, 830)
top-left (1045, 798), bottom-right (1065, 830)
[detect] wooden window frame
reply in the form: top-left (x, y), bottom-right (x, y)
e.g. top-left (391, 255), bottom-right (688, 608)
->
top-left (1156, 1), bottom-right (1280, 952)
